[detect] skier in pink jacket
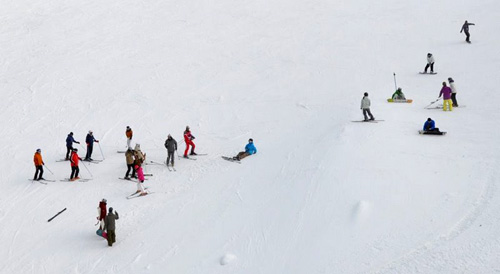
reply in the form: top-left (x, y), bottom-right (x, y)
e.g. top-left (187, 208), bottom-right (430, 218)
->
top-left (439, 82), bottom-right (453, 111)
top-left (134, 165), bottom-right (147, 196)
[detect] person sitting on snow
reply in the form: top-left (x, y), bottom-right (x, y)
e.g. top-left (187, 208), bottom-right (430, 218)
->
top-left (392, 87), bottom-right (406, 100)
top-left (423, 118), bottom-right (440, 133)
top-left (233, 139), bottom-right (257, 161)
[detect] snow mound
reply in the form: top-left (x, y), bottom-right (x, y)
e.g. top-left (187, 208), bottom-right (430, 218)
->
top-left (220, 253), bottom-right (237, 266)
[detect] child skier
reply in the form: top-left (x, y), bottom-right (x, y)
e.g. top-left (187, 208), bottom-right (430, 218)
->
top-left (134, 165), bottom-right (147, 196)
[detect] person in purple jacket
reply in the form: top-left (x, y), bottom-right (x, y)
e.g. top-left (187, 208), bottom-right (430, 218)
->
top-left (439, 82), bottom-right (453, 111)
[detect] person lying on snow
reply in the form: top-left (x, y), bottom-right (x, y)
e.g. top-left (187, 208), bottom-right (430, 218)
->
top-left (233, 139), bottom-right (257, 161)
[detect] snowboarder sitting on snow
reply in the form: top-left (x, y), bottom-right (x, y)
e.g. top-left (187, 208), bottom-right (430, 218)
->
top-left (33, 148), bottom-right (45, 181)
top-left (233, 139), bottom-right (257, 161)
top-left (423, 118), bottom-right (440, 133)
top-left (104, 207), bottom-right (119, 247)
top-left (164, 134), bottom-right (178, 167)
top-left (424, 53), bottom-right (435, 73)
top-left (361, 92), bottom-right (375, 121)
top-left (392, 87), bottom-right (406, 100)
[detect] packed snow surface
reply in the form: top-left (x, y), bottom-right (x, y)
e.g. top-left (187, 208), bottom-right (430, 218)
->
top-left (1, 0), bottom-right (500, 273)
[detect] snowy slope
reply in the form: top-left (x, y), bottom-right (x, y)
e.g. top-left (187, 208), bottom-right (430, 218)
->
top-left (1, 0), bottom-right (500, 273)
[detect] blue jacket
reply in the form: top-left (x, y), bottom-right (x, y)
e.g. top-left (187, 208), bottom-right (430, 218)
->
top-left (245, 142), bottom-right (257, 155)
top-left (86, 134), bottom-right (96, 146)
top-left (66, 134), bottom-right (77, 147)
top-left (423, 120), bottom-right (435, 131)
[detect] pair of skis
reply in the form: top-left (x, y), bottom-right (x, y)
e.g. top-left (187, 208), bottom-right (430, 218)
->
top-left (126, 187), bottom-right (152, 199)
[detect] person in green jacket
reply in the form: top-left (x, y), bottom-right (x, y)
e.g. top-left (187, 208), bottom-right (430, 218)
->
top-left (392, 87), bottom-right (406, 100)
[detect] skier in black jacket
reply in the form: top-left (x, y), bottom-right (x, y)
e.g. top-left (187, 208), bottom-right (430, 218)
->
top-left (460, 20), bottom-right (475, 43)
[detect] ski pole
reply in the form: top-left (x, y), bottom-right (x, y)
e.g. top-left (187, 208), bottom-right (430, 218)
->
top-left (393, 72), bottom-right (397, 90)
top-left (424, 98), bottom-right (441, 109)
top-left (44, 165), bottom-right (54, 175)
top-left (98, 142), bottom-right (105, 160)
top-left (81, 160), bottom-right (94, 178)
top-left (176, 150), bottom-right (180, 160)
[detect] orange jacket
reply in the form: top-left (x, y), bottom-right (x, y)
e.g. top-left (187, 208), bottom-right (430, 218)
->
top-left (70, 151), bottom-right (80, 167)
top-left (34, 153), bottom-right (43, 166)
top-left (126, 129), bottom-right (133, 139)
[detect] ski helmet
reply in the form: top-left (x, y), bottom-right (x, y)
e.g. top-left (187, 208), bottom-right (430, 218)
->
top-left (36, 148), bottom-right (41, 152)
top-left (249, 138), bottom-right (253, 142)
top-left (73, 148), bottom-right (78, 152)
top-left (102, 198), bottom-right (107, 203)
top-left (448, 77), bottom-right (454, 82)
top-left (109, 207), bottom-right (113, 213)
top-left (427, 118), bottom-right (432, 121)
top-left (364, 92), bottom-right (368, 96)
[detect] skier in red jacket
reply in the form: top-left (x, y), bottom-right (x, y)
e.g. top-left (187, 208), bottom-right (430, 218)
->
top-left (97, 199), bottom-right (107, 230)
top-left (70, 148), bottom-right (82, 181)
top-left (183, 126), bottom-right (197, 158)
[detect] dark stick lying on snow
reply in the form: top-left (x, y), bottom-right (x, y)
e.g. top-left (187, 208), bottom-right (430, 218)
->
top-left (47, 208), bottom-right (67, 222)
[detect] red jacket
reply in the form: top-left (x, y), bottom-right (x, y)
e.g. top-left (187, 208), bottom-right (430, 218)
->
top-left (98, 201), bottom-right (107, 220)
top-left (70, 152), bottom-right (80, 167)
top-left (184, 130), bottom-right (193, 143)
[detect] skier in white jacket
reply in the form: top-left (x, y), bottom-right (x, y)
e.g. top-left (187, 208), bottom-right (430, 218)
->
top-left (424, 53), bottom-right (435, 73)
top-left (361, 92), bottom-right (375, 121)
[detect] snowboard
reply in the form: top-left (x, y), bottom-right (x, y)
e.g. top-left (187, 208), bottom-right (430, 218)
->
top-left (418, 130), bottom-right (447, 135)
top-left (419, 72), bottom-right (437, 75)
top-left (351, 120), bottom-right (384, 123)
top-left (387, 98), bottom-right (413, 103)
top-left (96, 229), bottom-right (108, 239)
top-left (221, 156), bottom-right (242, 164)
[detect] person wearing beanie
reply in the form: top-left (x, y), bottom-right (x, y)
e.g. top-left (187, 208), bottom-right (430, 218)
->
top-left (134, 165), bottom-right (147, 196)
top-left (424, 53), bottom-right (435, 74)
top-left (33, 149), bottom-right (45, 181)
top-left (423, 118), bottom-right (440, 132)
top-left (65, 132), bottom-right (80, 160)
top-left (448, 77), bottom-right (459, 107)
top-left (133, 143), bottom-right (146, 166)
top-left (104, 207), bottom-right (119, 247)
top-left (232, 139), bottom-right (257, 161)
top-left (392, 87), bottom-right (406, 100)
top-left (460, 20), bottom-right (475, 43)
top-left (97, 199), bottom-right (107, 230)
top-left (439, 82), bottom-right (453, 111)
top-left (164, 134), bottom-right (178, 167)
top-left (125, 126), bottom-right (133, 149)
top-left (84, 130), bottom-right (99, 161)
top-left (183, 126), bottom-right (196, 158)
top-left (360, 92), bottom-right (375, 121)
top-left (69, 148), bottom-right (82, 181)
top-left (125, 148), bottom-right (136, 179)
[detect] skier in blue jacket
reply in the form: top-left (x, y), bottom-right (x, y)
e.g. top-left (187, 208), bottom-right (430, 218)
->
top-left (65, 132), bottom-right (80, 160)
top-left (233, 139), bottom-right (257, 161)
top-left (84, 130), bottom-right (99, 161)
